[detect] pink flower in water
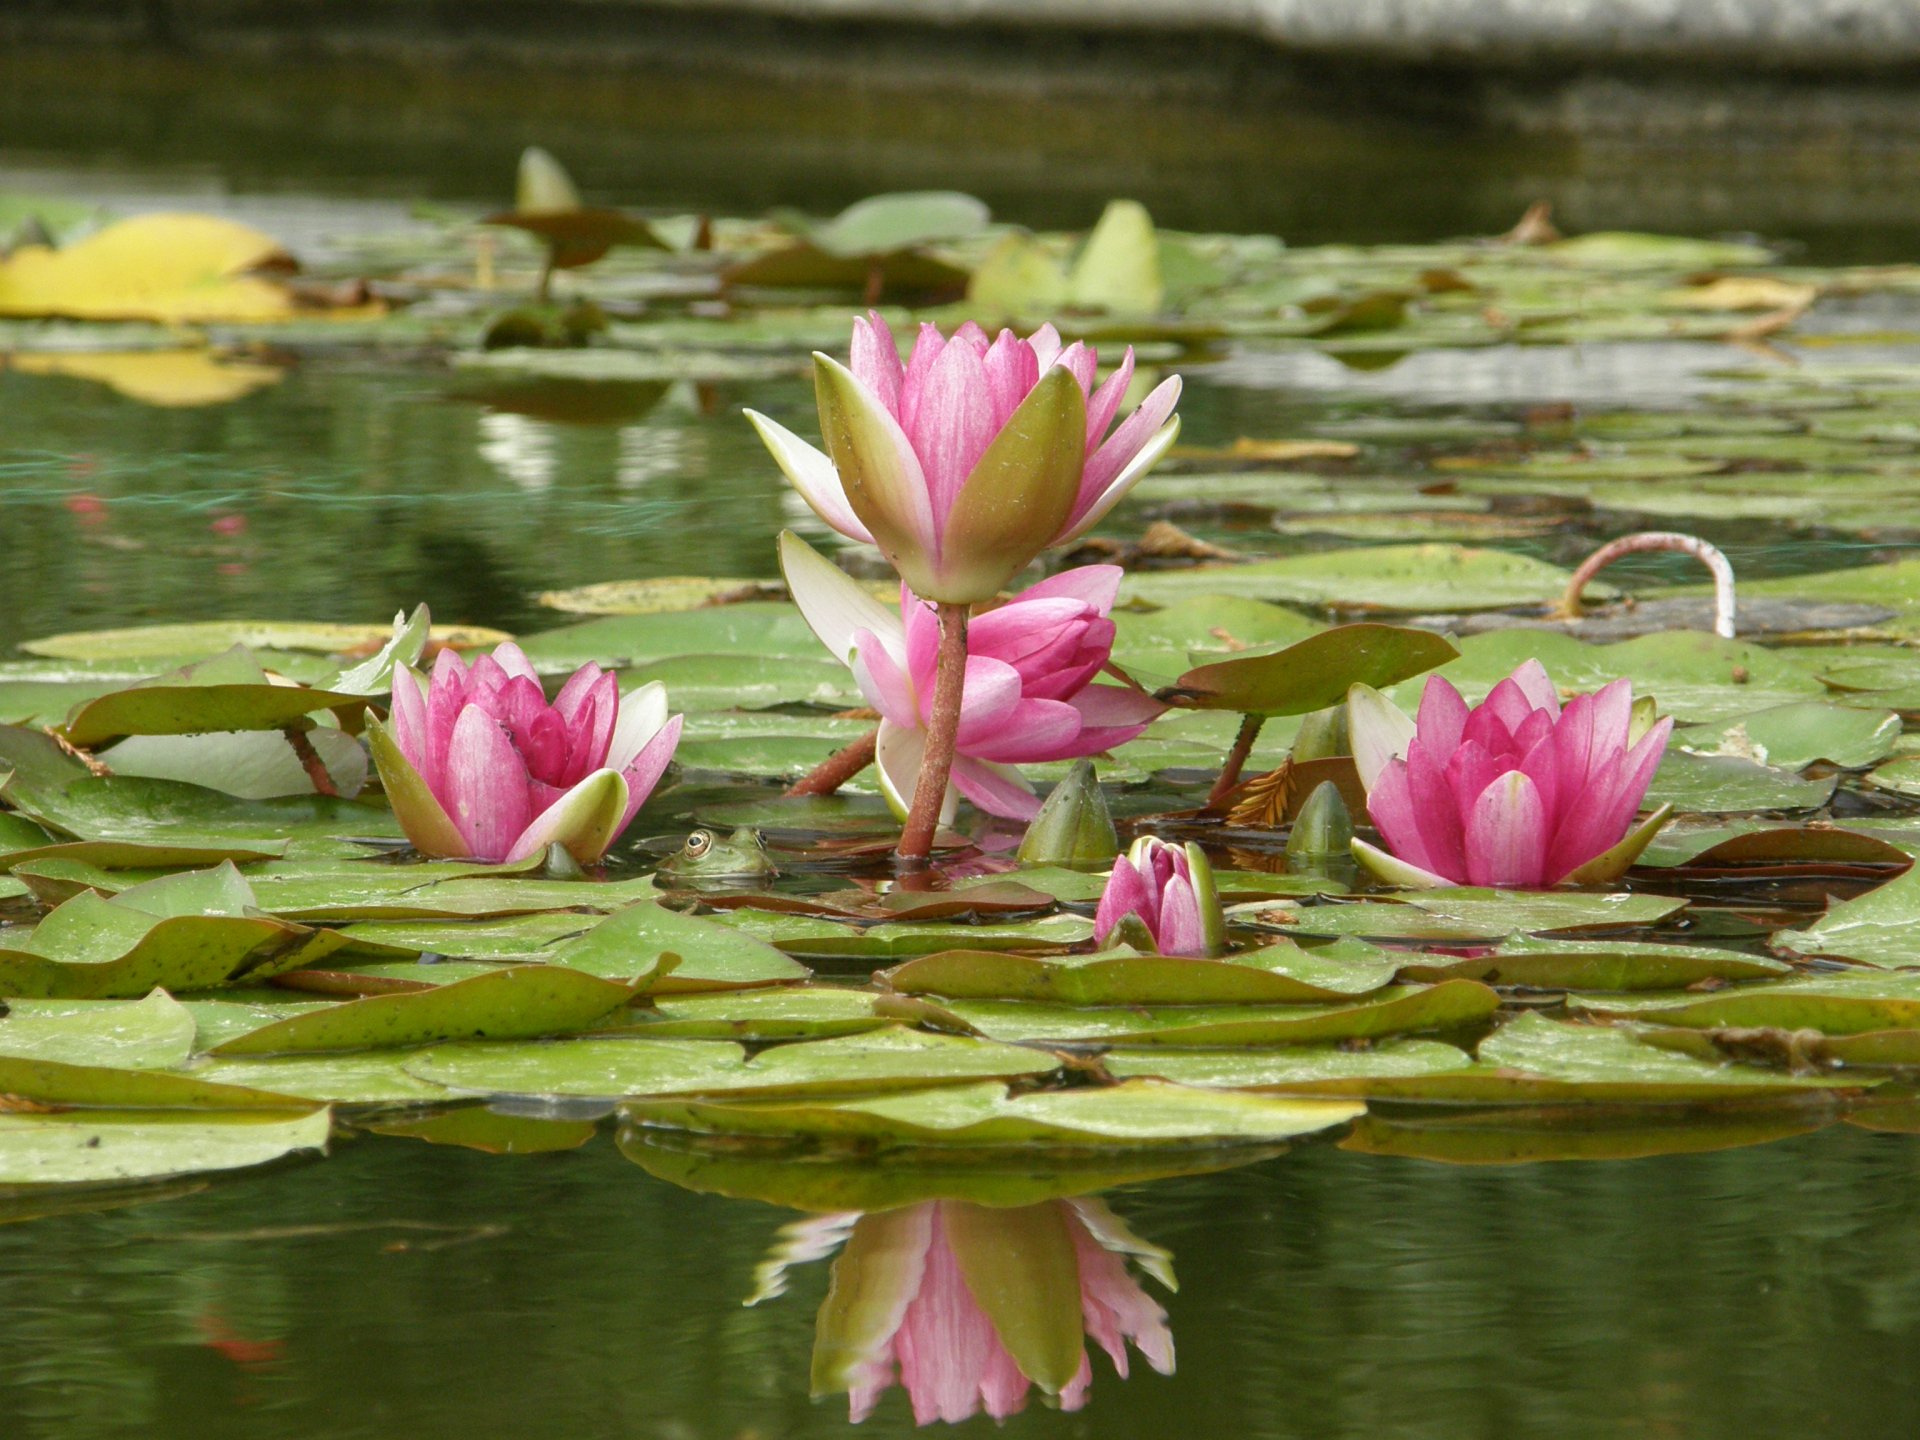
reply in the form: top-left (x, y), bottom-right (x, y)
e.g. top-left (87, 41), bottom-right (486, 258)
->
top-left (781, 532), bottom-right (1162, 821)
top-left (748, 314), bottom-right (1182, 604)
top-left (1347, 659), bottom-right (1674, 888)
top-left (777, 1199), bottom-right (1174, 1426)
top-left (1093, 836), bottom-right (1225, 957)
top-left (369, 642), bottom-right (682, 864)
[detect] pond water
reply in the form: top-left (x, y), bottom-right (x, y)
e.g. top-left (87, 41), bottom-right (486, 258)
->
top-left (9, 47), bottom-right (1920, 1440)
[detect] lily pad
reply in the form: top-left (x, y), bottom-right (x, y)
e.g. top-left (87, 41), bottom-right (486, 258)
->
top-left (1266, 889), bottom-right (1685, 941)
top-left (1103, 1039), bottom-right (1472, 1094)
top-left (1578, 971), bottom-right (1920, 1035)
top-left (0, 990), bottom-right (196, 1068)
top-left (878, 940), bottom-right (1400, 1005)
top-left (1395, 935), bottom-right (1792, 990)
top-left (0, 1108), bottom-right (332, 1186)
top-left (1120, 544), bottom-right (1593, 613)
top-left (930, 980), bottom-right (1498, 1047)
top-left (543, 902), bottom-right (811, 990)
top-left (1157, 623), bottom-right (1458, 715)
top-left (1775, 868), bottom-right (1920, 966)
top-left (623, 1077), bottom-right (1363, 1148)
top-left (207, 965), bottom-right (643, 1055)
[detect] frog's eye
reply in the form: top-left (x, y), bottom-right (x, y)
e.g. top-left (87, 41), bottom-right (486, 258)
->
top-left (684, 830), bottom-right (714, 858)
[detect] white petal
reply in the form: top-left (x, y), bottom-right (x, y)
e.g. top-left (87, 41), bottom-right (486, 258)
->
top-left (744, 408), bottom-right (874, 544)
top-left (1346, 682), bottom-right (1418, 793)
top-left (779, 530), bottom-right (903, 668)
top-left (607, 680), bottom-right (670, 770)
top-left (874, 720), bottom-right (955, 826)
top-left (1054, 414), bottom-right (1181, 544)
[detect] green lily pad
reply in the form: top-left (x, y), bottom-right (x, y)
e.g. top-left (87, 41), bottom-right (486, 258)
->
top-left (1673, 702), bottom-right (1901, 771)
top-left (1157, 623), bottom-right (1458, 716)
top-left (1103, 1038), bottom-right (1472, 1094)
top-left (715, 908), bottom-right (1094, 958)
top-left (1267, 889), bottom-right (1685, 941)
top-left (0, 1108), bottom-right (332, 1186)
top-left (1578, 971), bottom-right (1920, 1034)
top-left (18, 619), bottom-right (508, 662)
top-left (0, 1055), bottom-right (315, 1111)
top-left (1395, 935), bottom-right (1792, 989)
top-left (1775, 868), bottom-right (1920, 966)
top-left (0, 990), bottom-right (196, 1068)
top-left (406, 1026), bottom-right (1056, 1100)
top-left (208, 965), bottom-right (643, 1055)
top-left (930, 979), bottom-right (1498, 1047)
top-left (1340, 1102), bottom-right (1839, 1164)
top-left (187, 1053), bottom-right (457, 1105)
top-left (545, 901), bottom-right (812, 990)
top-left (334, 913), bottom-right (601, 962)
top-left (878, 940), bottom-right (1399, 1005)
top-left (59, 646), bottom-right (366, 746)
top-left (628, 986), bottom-right (889, 1040)
top-left (360, 1106), bottom-right (597, 1154)
top-left (623, 1077), bottom-right (1364, 1148)
top-left (1119, 544), bottom-right (1592, 612)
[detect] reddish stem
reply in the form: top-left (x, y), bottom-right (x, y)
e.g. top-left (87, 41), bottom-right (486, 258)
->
top-left (285, 728), bottom-right (339, 797)
top-left (1205, 713), bottom-right (1266, 808)
top-left (787, 728), bottom-right (879, 797)
top-left (897, 602), bottom-right (968, 862)
top-left (1560, 530), bottom-right (1737, 639)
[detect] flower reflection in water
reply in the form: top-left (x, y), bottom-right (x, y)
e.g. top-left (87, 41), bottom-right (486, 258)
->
top-left (752, 1198), bottom-right (1175, 1425)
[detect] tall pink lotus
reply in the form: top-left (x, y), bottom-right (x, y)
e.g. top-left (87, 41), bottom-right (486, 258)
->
top-left (368, 642), bottom-right (682, 864)
top-left (774, 1199), bottom-right (1175, 1426)
top-left (781, 531), bottom-right (1162, 821)
top-left (748, 314), bottom-right (1182, 605)
top-left (1346, 660), bottom-right (1673, 888)
top-left (1094, 836), bottom-right (1226, 957)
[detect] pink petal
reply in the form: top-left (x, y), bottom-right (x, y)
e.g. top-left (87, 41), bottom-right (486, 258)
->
top-left (896, 322), bottom-right (947, 437)
top-left (1074, 374), bottom-right (1181, 518)
top-left (1084, 348), bottom-right (1136, 449)
top-left (423, 648), bottom-right (472, 798)
top-left (489, 641), bottom-right (539, 683)
top-left (559, 669), bottom-right (619, 781)
top-left (1153, 873), bottom-right (1207, 956)
top-left (895, 1213), bottom-right (1009, 1425)
top-left (958, 697), bottom-right (1085, 764)
top-left (849, 310), bottom-right (904, 414)
top-left (745, 410), bottom-right (875, 544)
top-left (1068, 684), bottom-right (1164, 750)
top-left (1414, 675), bottom-right (1470, 763)
top-left (1366, 760), bottom-right (1436, 875)
top-left (1052, 340), bottom-right (1098, 398)
top-left (850, 629), bottom-right (921, 731)
top-left (981, 328), bottom-right (1040, 431)
top-left (1025, 323), bottom-right (1063, 371)
top-left (1481, 674), bottom-right (1543, 737)
top-left (1507, 658), bottom-right (1561, 717)
top-left (614, 712), bottom-right (683, 834)
top-left (1464, 770), bottom-right (1549, 887)
top-left (389, 668), bottom-right (430, 773)
top-left (1016, 564), bottom-right (1123, 612)
top-left (908, 338), bottom-right (998, 532)
top-left (950, 755), bottom-right (1041, 820)
top-left (952, 656), bottom-right (1026, 750)
top-left (442, 706), bottom-right (534, 862)
top-left (902, 589), bottom-right (940, 697)
top-left (551, 662), bottom-right (607, 723)
top-left (1094, 856), bottom-right (1151, 945)
top-left (1069, 1214), bottom-right (1175, 1379)
top-left (1406, 741), bottom-right (1470, 882)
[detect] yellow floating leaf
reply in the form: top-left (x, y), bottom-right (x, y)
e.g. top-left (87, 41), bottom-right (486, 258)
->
top-left (1661, 276), bottom-right (1818, 312)
top-left (0, 214), bottom-right (301, 323)
top-left (8, 349), bottom-right (284, 407)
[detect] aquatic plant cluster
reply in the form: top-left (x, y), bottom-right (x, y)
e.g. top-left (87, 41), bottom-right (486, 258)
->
top-left (17, 176), bottom-right (1920, 1426)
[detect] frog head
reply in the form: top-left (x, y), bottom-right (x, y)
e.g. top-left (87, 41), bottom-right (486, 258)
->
top-left (659, 826), bottom-right (776, 883)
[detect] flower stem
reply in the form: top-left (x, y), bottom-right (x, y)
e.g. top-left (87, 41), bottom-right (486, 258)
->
top-left (786, 728), bottom-right (879, 797)
top-left (1205, 713), bottom-right (1266, 809)
top-left (897, 601), bottom-right (968, 862)
top-left (285, 728), bottom-right (339, 797)
top-left (1559, 530), bottom-right (1737, 639)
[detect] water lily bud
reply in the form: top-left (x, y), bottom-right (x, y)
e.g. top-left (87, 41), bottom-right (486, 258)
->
top-left (1093, 836), bottom-right (1226, 958)
top-left (1018, 759), bottom-right (1120, 866)
top-left (1286, 780), bottom-right (1353, 866)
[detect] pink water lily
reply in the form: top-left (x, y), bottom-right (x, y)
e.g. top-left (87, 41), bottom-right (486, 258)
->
top-left (748, 314), bottom-right (1182, 604)
top-left (781, 531), bottom-right (1162, 822)
top-left (1094, 836), bottom-right (1225, 957)
top-left (368, 642), bottom-right (682, 864)
top-left (771, 1199), bottom-right (1174, 1426)
top-left (1346, 660), bottom-right (1673, 888)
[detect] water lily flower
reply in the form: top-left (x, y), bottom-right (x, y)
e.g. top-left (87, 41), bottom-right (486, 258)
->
top-left (748, 313), bottom-right (1183, 604)
top-left (1093, 835), bottom-right (1226, 957)
top-left (368, 642), bottom-right (682, 864)
top-left (774, 1199), bottom-right (1174, 1425)
top-left (781, 531), bottom-right (1162, 822)
top-left (1346, 660), bottom-right (1673, 888)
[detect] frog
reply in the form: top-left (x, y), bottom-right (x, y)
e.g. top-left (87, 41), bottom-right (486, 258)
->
top-left (658, 827), bottom-right (777, 884)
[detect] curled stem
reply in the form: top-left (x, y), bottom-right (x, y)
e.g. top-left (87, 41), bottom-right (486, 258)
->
top-left (1560, 531), bottom-right (1737, 640)
top-left (786, 728), bottom-right (879, 798)
top-left (1206, 713), bottom-right (1266, 809)
top-left (897, 602), bottom-right (968, 862)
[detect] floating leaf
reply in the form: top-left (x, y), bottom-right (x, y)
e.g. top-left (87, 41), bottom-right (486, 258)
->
top-left (0, 991), bottom-right (197, 1068)
top-left (542, 902), bottom-right (810, 990)
top-left (625, 1078), bottom-right (1363, 1148)
top-left (1578, 972), bottom-right (1920, 1035)
top-left (208, 965), bottom-right (642, 1055)
top-left (1104, 1039), bottom-right (1472, 1094)
top-left (879, 941), bottom-right (1399, 1005)
top-left (0, 1108), bottom-right (332, 1186)
top-left (1267, 889), bottom-right (1685, 940)
top-left (1159, 623), bottom-right (1458, 714)
top-left (1120, 544), bottom-right (1595, 612)
top-left (1674, 702), bottom-right (1900, 771)
top-left (930, 980), bottom-right (1498, 1047)
top-left (1396, 935), bottom-right (1790, 989)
